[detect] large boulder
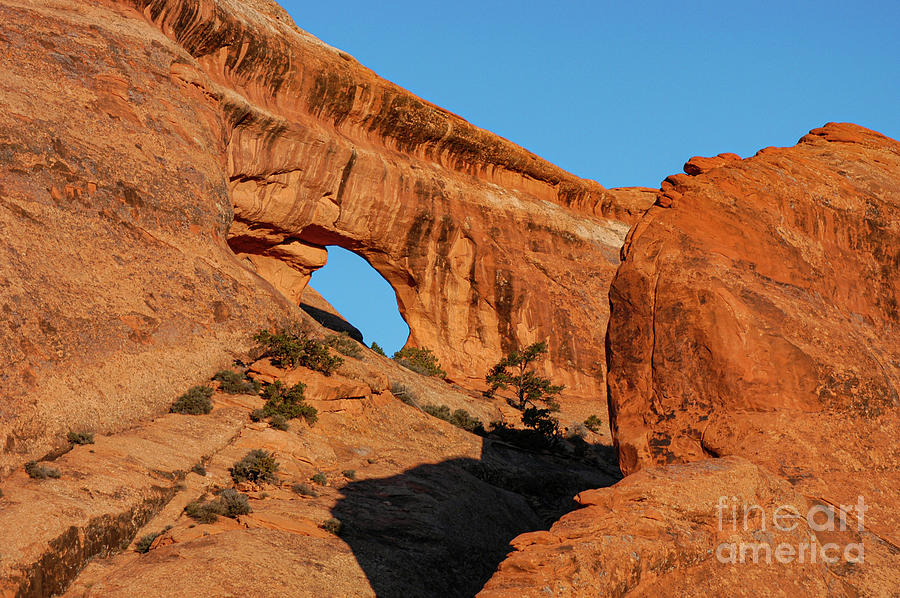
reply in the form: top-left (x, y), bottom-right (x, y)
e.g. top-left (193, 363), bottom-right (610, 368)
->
top-left (607, 122), bottom-right (899, 543)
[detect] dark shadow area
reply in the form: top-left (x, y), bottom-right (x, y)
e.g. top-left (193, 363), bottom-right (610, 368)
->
top-left (332, 437), bottom-right (621, 597)
top-left (299, 302), bottom-right (364, 343)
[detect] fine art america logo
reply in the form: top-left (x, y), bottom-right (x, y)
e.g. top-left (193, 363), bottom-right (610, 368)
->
top-left (715, 496), bottom-right (866, 565)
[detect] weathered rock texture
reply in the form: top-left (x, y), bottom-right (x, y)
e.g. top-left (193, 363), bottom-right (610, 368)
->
top-left (0, 0), bottom-right (295, 474)
top-left (480, 457), bottom-right (900, 597)
top-left (481, 124), bottom-right (900, 596)
top-left (607, 123), bottom-right (900, 543)
top-left (0, 0), bottom-right (648, 470)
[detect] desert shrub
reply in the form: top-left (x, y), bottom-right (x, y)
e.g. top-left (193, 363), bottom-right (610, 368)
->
top-left (391, 382), bottom-right (419, 407)
top-left (325, 332), bottom-right (362, 358)
top-left (291, 482), bottom-right (318, 497)
top-left (230, 449), bottom-right (279, 484)
top-left (486, 421), bottom-right (556, 451)
top-left (449, 409), bottom-right (485, 433)
top-left (567, 422), bottom-right (589, 439)
top-left (268, 414), bottom-right (289, 431)
top-left (191, 463), bottom-right (207, 476)
top-left (583, 414), bottom-right (603, 433)
top-left (170, 386), bottom-right (213, 415)
top-left (185, 499), bottom-right (222, 523)
top-left (216, 488), bottom-right (251, 517)
top-left (342, 469), bottom-right (356, 480)
top-left (249, 408), bottom-right (265, 422)
top-left (185, 490), bottom-right (251, 522)
top-left (370, 342), bottom-right (387, 356)
top-left (422, 404), bottom-right (451, 420)
top-left (213, 370), bottom-right (260, 395)
top-left (67, 431), bottom-right (94, 445)
top-left (392, 347), bottom-right (446, 377)
top-left (311, 472), bottom-right (327, 486)
top-left (254, 327), bottom-right (343, 374)
top-left (423, 404), bottom-right (485, 434)
top-left (321, 517), bottom-right (342, 535)
top-left (522, 406), bottom-right (560, 439)
top-left (135, 527), bottom-right (171, 553)
top-left (260, 381), bottom-right (318, 425)
top-left (25, 461), bottom-right (60, 479)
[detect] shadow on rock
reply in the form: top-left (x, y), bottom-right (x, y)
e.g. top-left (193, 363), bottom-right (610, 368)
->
top-left (331, 438), bottom-right (621, 597)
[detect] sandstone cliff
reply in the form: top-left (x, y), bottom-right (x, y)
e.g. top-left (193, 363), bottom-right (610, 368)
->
top-left (0, 0), bottom-right (645, 470)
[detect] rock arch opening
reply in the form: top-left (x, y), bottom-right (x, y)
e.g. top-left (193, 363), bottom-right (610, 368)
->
top-left (306, 245), bottom-right (410, 355)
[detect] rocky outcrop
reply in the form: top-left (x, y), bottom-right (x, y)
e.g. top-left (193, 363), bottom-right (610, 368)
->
top-left (606, 123), bottom-right (900, 542)
top-left (0, 0), bottom-right (295, 474)
top-left (480, 124), bottom-right (900, 596)
top-left (0, 345), bottom-right (618, 598)
top-left (480, 457), bottom-right (900, 597)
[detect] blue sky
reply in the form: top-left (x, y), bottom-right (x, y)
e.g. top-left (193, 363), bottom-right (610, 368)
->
top-left (290, 0), bottom-right (900, 354)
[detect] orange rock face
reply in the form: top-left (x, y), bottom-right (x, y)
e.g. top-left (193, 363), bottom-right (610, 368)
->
top-left (480, 457), bottom-right (900, 597)
top-left (607, 122), bottom-right (900, 534)
top-left (0, 0), bottom-right (297, 473)
top-left (0, 0), bottom-right (650, 470)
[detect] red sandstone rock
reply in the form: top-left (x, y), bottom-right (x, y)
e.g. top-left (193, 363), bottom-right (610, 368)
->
top-left (480, 457), bottom-right (900, 597)
top-left (607, 121), bottom-right (900, 540)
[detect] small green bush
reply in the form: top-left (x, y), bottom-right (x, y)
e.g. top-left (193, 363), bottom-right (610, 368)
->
top-left (170, 386), bottom-right (213, 415)
top-left (67, 431), bottom-right (94, 445)
top-left (391, 382), bottom-right (419, 407)
top-left (249, 408), bottom-right (265, 422)
top-left (213, 370), bottom-right (261, 395)
top-left (325, 332), bottom-right (362, 358)
top-left (268, 414), bottom-right (289, 431)
top-left (392, 347), bottom-right (446, 378)
top-left (25, 461), bottom-right (60, 479)
top-left (370, 342), bottom-right (387, 356)
top-left (185, 490), bottom-right (251, 522)
top-left (135, 531), bottom-right (163, 553)
top-left (185, 499), bottom-right (222, 523)
top-left (583, 414), bottom-right (603, 433)
top-left (260, 381), bottom-right (318, 425)
top-left (311, 472), bottom-right (327, 486)
top-left (191, 463), bottom-right (207, 476)
top-left (423, 404), bottom-right (484, 434)
top-left (254, 327), bottom-right (343, 375)
top-left (342, 469), bottom-right (356, 480)
top-left (230, 449), bottom-right (279, 484)
top-left (321, 517), bottom-right (342, 535)
top-left (423, 404), bottom-right (452, 420)
top-left (291, 482), bottom-right (318, 497)
top-left (216, 488), bottom-right (251, 517)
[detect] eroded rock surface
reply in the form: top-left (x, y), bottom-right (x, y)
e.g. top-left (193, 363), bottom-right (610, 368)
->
top-left (480, 457), bottom-right (900, 597)
top-left (0, 0), bottom-right (294, 474)
top-left (606, 123), bottom-right (900, 542)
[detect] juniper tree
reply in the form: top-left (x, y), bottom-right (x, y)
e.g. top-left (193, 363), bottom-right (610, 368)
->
top-left (485, 341), bottom-right (564, 440)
